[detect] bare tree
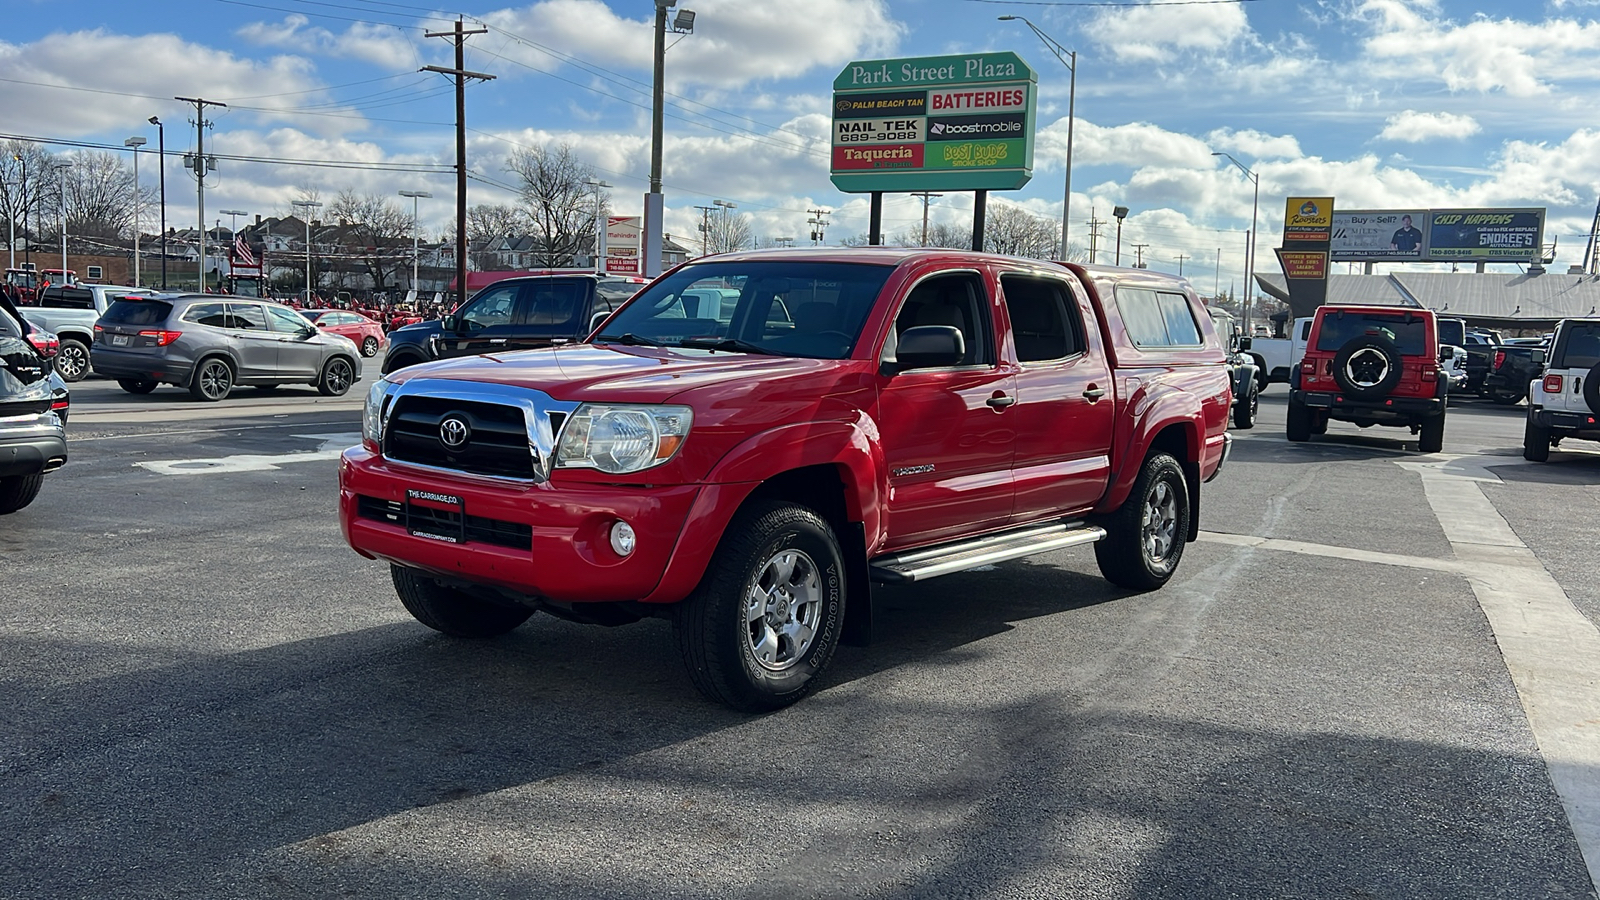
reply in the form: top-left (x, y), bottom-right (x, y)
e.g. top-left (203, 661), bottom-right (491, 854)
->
top-left (983, 202), bottom-right (1058, 259)
top-left (1, 141), bottom-right (55, 256)
top-left (327, 190), bottom-right (412, 290)
top-left (505, 143), bottom-right (595, 267)
top-left (459, 204), bottom-right (530, 270)
top-left (705, 210), bottom-right (753, 254)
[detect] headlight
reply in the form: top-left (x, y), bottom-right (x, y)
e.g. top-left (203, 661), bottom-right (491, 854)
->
top-left (362, 378), bottom-right (394, 448)
top-left (554, 404), bottom-right (692, 474)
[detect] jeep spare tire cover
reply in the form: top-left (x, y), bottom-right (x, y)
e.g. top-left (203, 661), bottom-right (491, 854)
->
top-left (1332, 336), bottom-right (1404, 398)
top-left (1585, 362), bottom-right (1600, 415)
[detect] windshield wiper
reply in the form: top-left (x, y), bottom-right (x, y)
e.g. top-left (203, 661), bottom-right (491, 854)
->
top-left (596, 332), bottom-right (663, 347)
top-left (678, 337), bottom-right (774, 355)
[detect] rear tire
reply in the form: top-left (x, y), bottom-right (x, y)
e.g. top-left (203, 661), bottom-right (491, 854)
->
top-left (0, 474), bottom-right (44, 514)
top-left (318, 357), bottom-right (355, 396)
top-left (1286, 397), bottom-right (1312, 442)
top-left (188, 357), bottom-right (234, 402)
top-left (1489, 389), bottom-right (1524, 406)
top-left (1233, 383), bottom-right (1258, 430)
top-left (1524, 419), bottom-right (1551, 462)
top-left (1418, 412), bottom-right (1445, 453)
top-left (391, 566), bottom-right (533, 637)
top-left (56, 338), bottom-right (90, 383)
top-left (1095, 452), bottom-right (1190, 591)
top-left (675, 501), bottom-right (845, 712)
top-left (117, 377), bottom-right (158, 394)
top-left (361, 336), bottom-right (379, 357)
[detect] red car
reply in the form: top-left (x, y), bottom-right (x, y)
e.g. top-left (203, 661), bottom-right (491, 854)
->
top-left (301, 309), bottom-right (387, 357)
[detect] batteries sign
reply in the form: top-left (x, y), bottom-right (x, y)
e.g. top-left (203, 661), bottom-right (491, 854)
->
top-left (830, 52), bottom-right (1037, 193)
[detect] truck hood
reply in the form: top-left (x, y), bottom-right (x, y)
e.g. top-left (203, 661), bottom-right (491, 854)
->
top-left (384, 343), bottom-right (850, 405)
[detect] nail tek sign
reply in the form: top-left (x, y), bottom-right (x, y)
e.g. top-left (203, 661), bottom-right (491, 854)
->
top-left (830, 52), bottom-right (1037, 193)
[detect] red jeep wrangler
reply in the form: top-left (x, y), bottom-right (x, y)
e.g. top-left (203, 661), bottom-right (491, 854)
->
top-left (1288, 305), bottom-right (1446, 452)
top-left (340, 249), bottom-right (1232, 711)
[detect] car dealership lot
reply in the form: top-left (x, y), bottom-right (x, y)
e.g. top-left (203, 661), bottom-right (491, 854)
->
top-left (3, 385), bottom-right (1598, 898)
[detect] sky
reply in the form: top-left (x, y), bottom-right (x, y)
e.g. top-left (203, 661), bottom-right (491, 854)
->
top-left (5, 0), bottom-right (1600, 292)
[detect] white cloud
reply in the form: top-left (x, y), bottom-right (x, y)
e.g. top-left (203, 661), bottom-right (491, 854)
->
top-left (1354, 0), bottom-right (1600, 96)
top-left (1207, 128), bottom-right (1304, 160)
top-left (1083, 3), bottom-right (1251, 63)
top-left (1377, 110), bottom-right (1482, 142)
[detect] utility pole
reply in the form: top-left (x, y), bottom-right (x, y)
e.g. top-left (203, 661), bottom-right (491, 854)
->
top-left (693, 204), bottom-right (715, 256)
top-left (807, 208), bottom-right (831, 245)
top-left (424, 19), bottom-right (493, 313)
top-left (911, 191), bottom-right (942, 246)
top-left (1214, 247), bottom-right (1221, 297)
top-left (1085, 209), bottom-right (1104, 264)
top-left (1132, 243), bottom-right (1149, 269)
top-left (1174, 253), bottom-right (1189, 276)
top-left (176, 96), bottom-right (225, 291)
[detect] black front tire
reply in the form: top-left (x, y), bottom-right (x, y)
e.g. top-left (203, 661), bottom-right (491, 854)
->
top-left (318, 357), bottom-right (355, 396)
top-left (391, 566), bottom-right (533, 637)
top-left (117, 377), bottom-right (158, 394)
top-left (382, 352), bottom-right (425, 376)
top-left (1233, 383), bottom-right (1258, 430)
top-left (56, 339), bottom-right (90, 383)
top-left (0, 474), bottom-right (44, 514)
top-left (1418, 412), bottom-right (1445, 453)
top-left (1095, 452), bottom-right (1190, 591)
top-left (675, 501), bottom-right (846, 713)
top-left (1524, 419), bottom-right (1552, 462)
top-left (1286, 397), bottom-right (1312, 442)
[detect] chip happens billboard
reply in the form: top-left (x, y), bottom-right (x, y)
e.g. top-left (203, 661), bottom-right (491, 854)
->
top-left (1330, 208), bottom-right (1544, 262)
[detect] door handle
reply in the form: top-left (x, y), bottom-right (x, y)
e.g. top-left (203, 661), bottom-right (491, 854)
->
top-left (1083, 385), bottom-right (1106, 402)
top-left (986, 393), bottom-right (1016, 409)
top-left (489, 338), bottom-right (508, 344)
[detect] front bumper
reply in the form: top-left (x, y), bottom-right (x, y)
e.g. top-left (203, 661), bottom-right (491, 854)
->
top-left (339, 447), bottom-right (709, 604)
top-left (1293, 389), bottom-right (1443, 422)
top-left (0, 413), bottom-right (68, 477)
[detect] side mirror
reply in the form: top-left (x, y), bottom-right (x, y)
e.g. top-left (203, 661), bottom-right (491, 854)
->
top-left (891, 325), bottom-right (965, 371)
top-left (1438, 346), bottom-right (1455, 360)
top-left (1531, 348), bottom-right (1546, 365)
top-left (299, 325), bottom-right (317, 339)
top-left (589, 310), bottom-right (611, 333)
top-left (441, 314), bottom-right (462, 333)
top-left (1238, 336), bottom-right (1252, 350)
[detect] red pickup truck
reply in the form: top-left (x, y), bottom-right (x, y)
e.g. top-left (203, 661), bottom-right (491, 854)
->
top-left (340, 249), bottom-right (1233, 710)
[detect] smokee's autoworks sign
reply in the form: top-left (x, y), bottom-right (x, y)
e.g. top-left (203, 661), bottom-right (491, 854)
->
top-left (830, 52), bottom-right (1037, 193)
top-left (1329, 207), bottom-right (1545, 262)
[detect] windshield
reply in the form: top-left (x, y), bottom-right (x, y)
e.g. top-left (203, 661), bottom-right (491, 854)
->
top-left (1315, 312), bottom-right (1429, 355)
top-left (595, 261), bottom-right (893, 359)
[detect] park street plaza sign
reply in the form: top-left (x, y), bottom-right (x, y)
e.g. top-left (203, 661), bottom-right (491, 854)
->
top-left (830, 52), bottom-right (1038, 193)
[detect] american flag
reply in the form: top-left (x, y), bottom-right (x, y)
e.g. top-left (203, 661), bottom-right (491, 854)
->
top-left (233, 235), bottom-right (257, 267)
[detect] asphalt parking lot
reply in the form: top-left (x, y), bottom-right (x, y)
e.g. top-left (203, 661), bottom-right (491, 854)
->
top-left (4, 374), bottom-right (1599, 899)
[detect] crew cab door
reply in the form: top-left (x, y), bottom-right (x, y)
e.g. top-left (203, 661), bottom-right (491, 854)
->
top-left (875, 269), bottom-right (1016, 550)
top-left (507, 278), bottom-right (590, 350)
top-left (436, 281), bottom-right (524, 358)
top-left (999, 272), bottom-right (1113, 519)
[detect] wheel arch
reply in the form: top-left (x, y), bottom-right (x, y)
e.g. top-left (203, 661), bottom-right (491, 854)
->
top-left (188, 350), bottom-right (238, 386)
top-left (1101, 417), bottom-right (1202, 543)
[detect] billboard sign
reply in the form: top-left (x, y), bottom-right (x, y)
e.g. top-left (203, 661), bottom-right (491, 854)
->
top-left (1283, 197), bottom-right (1334, 242)
top-left (830, 52), bottom-right (1037, 193)
top-left (605, 216), bottom-right (641, 276)
top-left (1426, 208), bottom-right (1544, 261)
top-left (1331, 210), bottom-right (1428, 261)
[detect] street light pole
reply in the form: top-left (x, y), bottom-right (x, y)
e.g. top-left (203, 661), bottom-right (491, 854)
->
top-left (125, 137), bottom-right (147, 286)
top-left (148, 116), bottom-right (167, 289)
top-left (398, 190), bottom-right (431, 292)
top-left (54, 160), bottom-right (72, 281)
top-left (1001, 15), bottom-right (1074, 259)
top-left (712, 199), bottom-right (735, 253)
top-left (293, 199), bottom-right (321, 304)
top-left (584, 178), bottom-right (611, 274)
top-left (646, 0), bottom-right (696, 278)
top-left (1212, 151), bottom-right (1259, 333)
top-left (1113, 205), bottom-right (1128, 266)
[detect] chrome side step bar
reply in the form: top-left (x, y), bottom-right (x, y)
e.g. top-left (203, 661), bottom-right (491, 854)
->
top-left (868, 520), bottom-right (1106, 584)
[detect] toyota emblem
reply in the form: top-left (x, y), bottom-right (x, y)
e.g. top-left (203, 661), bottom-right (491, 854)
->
top-left (439, 415), bottom-right (471, 449)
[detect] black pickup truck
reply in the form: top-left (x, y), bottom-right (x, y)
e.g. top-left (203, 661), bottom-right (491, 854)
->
top-left (1482, 343), bottom-right (1546, 405)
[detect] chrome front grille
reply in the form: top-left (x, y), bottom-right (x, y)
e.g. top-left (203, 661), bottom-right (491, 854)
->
top-left (377, 379), bottom-right (575, 482)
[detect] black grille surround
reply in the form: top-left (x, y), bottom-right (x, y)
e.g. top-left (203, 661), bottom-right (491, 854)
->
top-left (384, 396), bottom-right (535, 479)
top-left (357, 495), bottom-right (533, 551)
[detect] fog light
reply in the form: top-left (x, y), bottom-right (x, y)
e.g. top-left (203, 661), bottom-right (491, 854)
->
top-left (609, 521), bottom-right (636, 557)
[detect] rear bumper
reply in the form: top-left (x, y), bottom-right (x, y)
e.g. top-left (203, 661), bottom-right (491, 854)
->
top-left (91, 346), bottom-right (194, 384)
top-left (0, 414), bottom-right (68, 477)
top-left (1293, 389), bottom-right (1443, 421)
top-left (1532, 407), bottom-right (1600, 438)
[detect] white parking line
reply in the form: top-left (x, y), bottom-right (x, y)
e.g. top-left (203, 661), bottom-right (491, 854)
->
top-left (134, 433), bottom-right (360, 475)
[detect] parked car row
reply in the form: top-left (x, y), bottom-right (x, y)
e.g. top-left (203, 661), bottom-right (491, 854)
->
top-left (0, 290), bottom-right (69, 515)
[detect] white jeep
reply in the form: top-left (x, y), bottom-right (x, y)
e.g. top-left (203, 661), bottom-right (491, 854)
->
top-left (1523, 318), bottom-right (1600, 461)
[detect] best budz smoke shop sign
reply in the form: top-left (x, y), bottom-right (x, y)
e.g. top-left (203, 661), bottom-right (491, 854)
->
top-left (830, 52), bottom-right (1038, 193)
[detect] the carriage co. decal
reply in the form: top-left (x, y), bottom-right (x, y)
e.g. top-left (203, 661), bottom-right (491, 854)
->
top-left (893, 464), bottom-right (936, 477)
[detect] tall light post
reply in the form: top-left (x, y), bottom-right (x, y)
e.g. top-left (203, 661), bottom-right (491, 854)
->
top-left (712, 199), bottom-right (735, 254)
top-left (398, 190), bottom-right (431, 291)
top-left (292, 199), bottom-right (321, 303)
top-left (1000, 15), bottom-right (1075, 260)
top-left (1113, 205), bottom-right (1128, 266)
top-left (148, 116), bottom-right (167, 289)
top-left (4, 178), bottom-right (15, 271)
top-left (53, 160), bottom-right (72, 280)
top-left (124, 137), bottom-right (147, 286)
top-left (646, 0), bottom-right (695, 278)
top-left (14, 153), bottom-right (29, 270)
top-left (1212, 151), bottom-right (1259, 333)
top-left (584, 178), bottom-right (610, 274)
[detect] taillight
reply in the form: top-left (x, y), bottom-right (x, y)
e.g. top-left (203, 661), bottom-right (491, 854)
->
top-left (1543, 374), bottom-right (1563, 394)
top-left (50, 399), bottom-right (68, 411)
top-left (139, 330), bottom-right (183, 346)
top-left (1493, 350), bottom-right (1506, 369)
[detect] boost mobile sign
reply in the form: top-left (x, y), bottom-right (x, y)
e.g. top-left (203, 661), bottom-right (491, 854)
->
top-left (1331, 208), bottom-right (1545, 262)
top-left (830, 52), bottom-right (1038, 193)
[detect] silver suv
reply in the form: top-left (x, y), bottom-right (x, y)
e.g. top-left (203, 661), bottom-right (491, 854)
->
top-left (0, 292), bottom-right (68, 514)
top-left (91, 294), bottom-right (363, 402)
